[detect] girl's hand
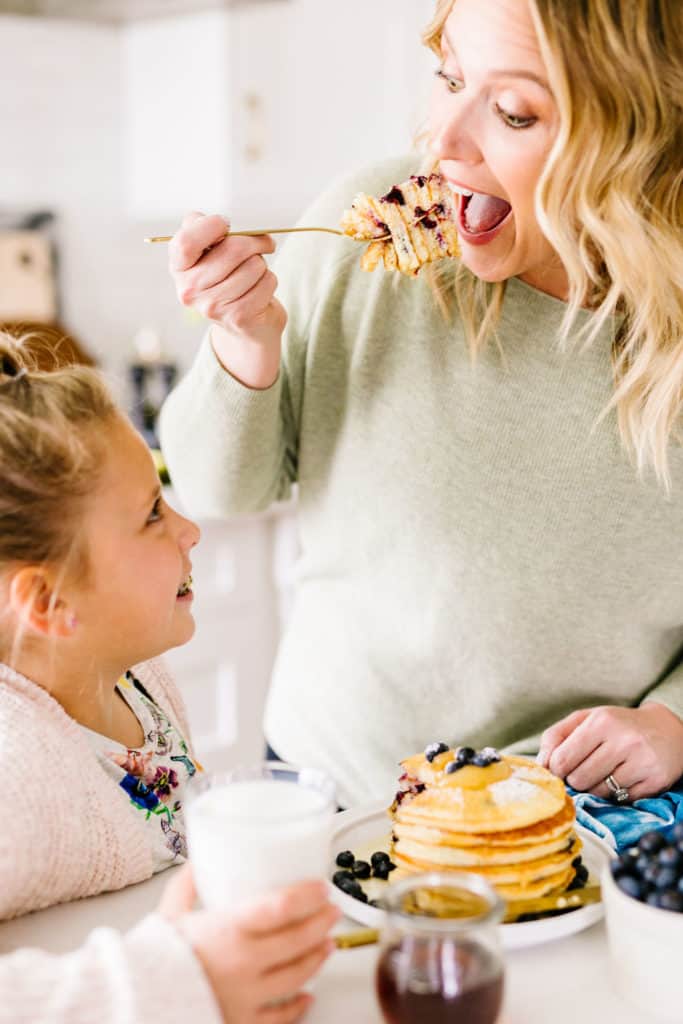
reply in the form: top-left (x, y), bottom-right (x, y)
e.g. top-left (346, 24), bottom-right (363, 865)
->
top-left (161, 866), bottom-right (340, 1024)
top-left (169, 212), bottom-right (287, 388)
top-left (537, 702), bottom-right (683, 802)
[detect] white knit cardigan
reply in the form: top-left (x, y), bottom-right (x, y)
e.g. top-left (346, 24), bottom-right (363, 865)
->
top-left (0, 657), bottom-right (222, 1024)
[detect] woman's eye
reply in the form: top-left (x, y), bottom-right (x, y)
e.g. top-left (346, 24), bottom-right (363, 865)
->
top-left (147, 497), bottom-right (164, 524)
top-left (495, 103), bottom-right (537, 130)
top-left (435, 67), bottom-right (464, 94)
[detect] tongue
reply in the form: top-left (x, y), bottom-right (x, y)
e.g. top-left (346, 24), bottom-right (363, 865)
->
top-left (464, 193), bottom-right (511, 233)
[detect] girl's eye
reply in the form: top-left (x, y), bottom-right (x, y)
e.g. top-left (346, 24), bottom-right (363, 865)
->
top-left (435, 67), bottom-right (464, 94)
top-left (495, 103), bottom-right (538, 130)
top-left (147, 496), bottom-right (164, 524)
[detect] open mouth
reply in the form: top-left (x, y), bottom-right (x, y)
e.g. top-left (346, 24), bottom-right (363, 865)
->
top-left (448, 182), bottom-right (512, 241)
top-left (176, 574), bottom-right (193, 599)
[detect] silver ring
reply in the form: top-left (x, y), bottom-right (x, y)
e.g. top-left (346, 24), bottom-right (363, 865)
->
top-left (605, 773), bottom-right (630, 803)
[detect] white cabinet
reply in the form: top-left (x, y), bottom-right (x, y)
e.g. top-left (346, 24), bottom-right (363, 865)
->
top-left (123, 0), bottom-right (437, 224)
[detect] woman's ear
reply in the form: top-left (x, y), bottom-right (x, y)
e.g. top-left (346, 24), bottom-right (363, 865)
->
top-left (8, 567), bottom-right (78, 638)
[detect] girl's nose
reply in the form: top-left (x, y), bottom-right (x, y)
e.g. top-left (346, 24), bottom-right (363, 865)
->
top-left (179, 514), bottom-right (201, 551)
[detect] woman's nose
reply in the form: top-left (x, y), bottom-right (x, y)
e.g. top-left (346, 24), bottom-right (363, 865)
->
top-left (430, 97), bottom-right (481, 166)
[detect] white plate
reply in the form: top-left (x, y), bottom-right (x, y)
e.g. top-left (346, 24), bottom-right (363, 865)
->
top-left (328, 800), bottom-right (614, 950)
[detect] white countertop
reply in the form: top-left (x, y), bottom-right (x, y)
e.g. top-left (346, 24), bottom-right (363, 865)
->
top-left (0, 865), bottom-right (671, 1024)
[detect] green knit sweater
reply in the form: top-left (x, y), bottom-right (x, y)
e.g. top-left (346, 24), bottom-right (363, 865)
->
top-left (160, 156), bottom-right (683, 808)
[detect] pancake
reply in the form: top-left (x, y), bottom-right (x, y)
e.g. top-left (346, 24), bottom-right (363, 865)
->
top-left (393, 794), bottom-right (576, 849)
top-left (340, 173), bottom-right (460, 276)
top-left (388, 744), bottom-right (580, 901)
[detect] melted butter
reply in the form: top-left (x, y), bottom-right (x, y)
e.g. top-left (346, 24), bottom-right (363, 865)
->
top-left (438, 760), bottom-right (511, 790)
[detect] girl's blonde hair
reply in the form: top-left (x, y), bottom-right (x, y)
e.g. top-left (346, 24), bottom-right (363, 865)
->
top-left (423, 0), bottom-right (683, 487)
top-left (0, 332), bottom-right (117, 654)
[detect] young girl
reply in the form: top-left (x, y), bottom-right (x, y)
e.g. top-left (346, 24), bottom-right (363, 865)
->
top-left (0, 336), bottom-right (338, 1023)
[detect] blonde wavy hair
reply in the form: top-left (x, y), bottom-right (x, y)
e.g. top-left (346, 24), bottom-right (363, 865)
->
top-left (423, 0), bottom-right (683, 487)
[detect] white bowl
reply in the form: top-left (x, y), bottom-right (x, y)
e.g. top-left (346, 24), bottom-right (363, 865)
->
top-left (601, 860), bottom-right (683, 1020)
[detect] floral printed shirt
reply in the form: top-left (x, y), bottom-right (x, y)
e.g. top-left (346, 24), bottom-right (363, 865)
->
top-left (81, 671), bottom-right (201, 872)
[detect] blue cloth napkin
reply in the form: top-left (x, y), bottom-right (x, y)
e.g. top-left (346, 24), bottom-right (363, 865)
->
top-left (568, 780), bottom-right (683, 851)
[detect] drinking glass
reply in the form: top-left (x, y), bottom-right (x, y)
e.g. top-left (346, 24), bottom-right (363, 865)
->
top-left (185, 761), bottom-right (336, 912)
top-left (375, 872), bottom-right (505, 1024)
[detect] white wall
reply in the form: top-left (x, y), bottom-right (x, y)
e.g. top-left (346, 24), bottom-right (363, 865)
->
top-left (0, 2), bottom-right (437, 388)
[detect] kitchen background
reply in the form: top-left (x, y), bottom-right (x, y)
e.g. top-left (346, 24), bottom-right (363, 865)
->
top-left (0, 0), bottom-right (436, 768)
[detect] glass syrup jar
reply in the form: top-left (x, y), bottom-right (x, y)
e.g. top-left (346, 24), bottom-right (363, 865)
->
top-left (375, 871), bottom-right (505, 1024)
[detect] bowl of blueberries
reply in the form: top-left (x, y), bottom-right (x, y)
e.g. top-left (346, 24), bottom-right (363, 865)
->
top-left (602, 822), bottom-right (683, 1021)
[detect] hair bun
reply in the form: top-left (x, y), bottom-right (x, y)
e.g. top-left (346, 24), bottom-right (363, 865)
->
top-left (0, 333), bottom-right (31, 385)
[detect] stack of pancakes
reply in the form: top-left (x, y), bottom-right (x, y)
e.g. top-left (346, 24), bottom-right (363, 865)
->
top-left (390, 747), bottom-right (579, 901)
top-left (340, 172), bottom-right (460, 276)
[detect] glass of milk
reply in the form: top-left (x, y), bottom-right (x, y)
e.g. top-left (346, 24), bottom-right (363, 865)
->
top-left (185, 762), bottom-right (336, 912)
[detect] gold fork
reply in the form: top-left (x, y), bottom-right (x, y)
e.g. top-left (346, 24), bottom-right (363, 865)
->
top-left (144, 226), bottom-right (391, 244)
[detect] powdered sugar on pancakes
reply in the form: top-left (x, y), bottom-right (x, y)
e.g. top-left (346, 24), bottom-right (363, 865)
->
top-left (489, 777), bottom-right (538, 806)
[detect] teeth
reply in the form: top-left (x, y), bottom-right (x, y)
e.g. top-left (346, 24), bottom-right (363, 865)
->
top-left (177, 574), bottom-right (193, 597)
top-left (449, 184), bottom-right (474, 197)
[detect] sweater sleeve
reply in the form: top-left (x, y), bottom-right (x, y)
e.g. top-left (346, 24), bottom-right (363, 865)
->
top-left (640, 658), bottom-right (683, 721)
top-left (158, 154), bottom-right (418, 519)
top-left (0, 913), bottom-right (222, 1024)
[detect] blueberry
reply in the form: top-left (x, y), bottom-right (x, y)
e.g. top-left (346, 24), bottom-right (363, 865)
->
top-left (387, 860), bottom-right (397, 872)
top-left (425, 741), bottom-right (449, 762)
top-left (677, 876), bottom-right (683, 895)
top-left (639, 830), bottom-right (667, 854)
top-left (642, 862), bottom-right (663, 887)
top-left (352, 860), bottom-right (371, 879)
top-left (610, 859), bottom-right (630, 880)
top-left (646, 891), bottom-right (661, 908)
top-left (567, 874), bottom-right (587, 891)
top-left (655, 866), bottom-right (678, 891)
top-left (333, 870), bottom-right (354, 888)
top-left (455, 746), bottom-right (475, 765)
top-left (335, 850), bottom-right (355, 869)
top-left (371, 851), bottom-right (391, 869)
top-left (635, 853), bottom-right (652, 877)
top-left (338, 877), bottom-right (363, 897)
top-left (373, 863), bottom-right (391, 880)
top-left (621, 846), bottom-right (640, 866)
top-left (471, 753), bottom-right (492, 767)
top-left (355, 890), bottom-right (369, 903)
top-left (479, 746), bottom-right (501, 763)
top-left (445, 760), bottom-right (464, 774)
top-left (658, 890), bottom-right (683, 913)
top-left (576, 864), bottom-right (589, 883)
top-left (671, 822), bottom-right (683, 844)
top-left (572, 856), bottom-right (583, 869)
top-left (617, 875), bottom-right (644, 900)
top-left (658, 845), bottom-right (682, 870)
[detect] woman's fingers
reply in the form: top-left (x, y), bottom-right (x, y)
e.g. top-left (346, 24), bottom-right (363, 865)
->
top-left (257, 992), bottom-right (313, 1024)
top-left (169, 213), bottom-right (230, 272)
top-left (537, 708), bottom-right (592, 768)
top-left (259, 938), bottom-right (334, 1004)
top-left (563, 741), bottom-right (620, 792)
top-left (189, 255), bottom-right (272, 323)
top-left (180, 234), bottom-right (277, 297)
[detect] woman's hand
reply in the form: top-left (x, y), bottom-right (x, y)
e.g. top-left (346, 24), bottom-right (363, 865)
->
top-left (537, 702), bottom-right (683, 802)
top-left (169, 212), bottom-right (287, 389)
top-left (159, 866), bottom-right (340, 1024)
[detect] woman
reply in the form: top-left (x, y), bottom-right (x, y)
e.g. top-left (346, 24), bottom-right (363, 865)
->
top-left (159, 0), bottom-right (683, 809)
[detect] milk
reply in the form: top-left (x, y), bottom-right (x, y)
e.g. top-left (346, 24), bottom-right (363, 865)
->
top-left (186, 776), bottom-right (335, 912)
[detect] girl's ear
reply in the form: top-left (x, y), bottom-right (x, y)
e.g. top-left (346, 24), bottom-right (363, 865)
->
top-left (8, 567), bottom-right (78, 638)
